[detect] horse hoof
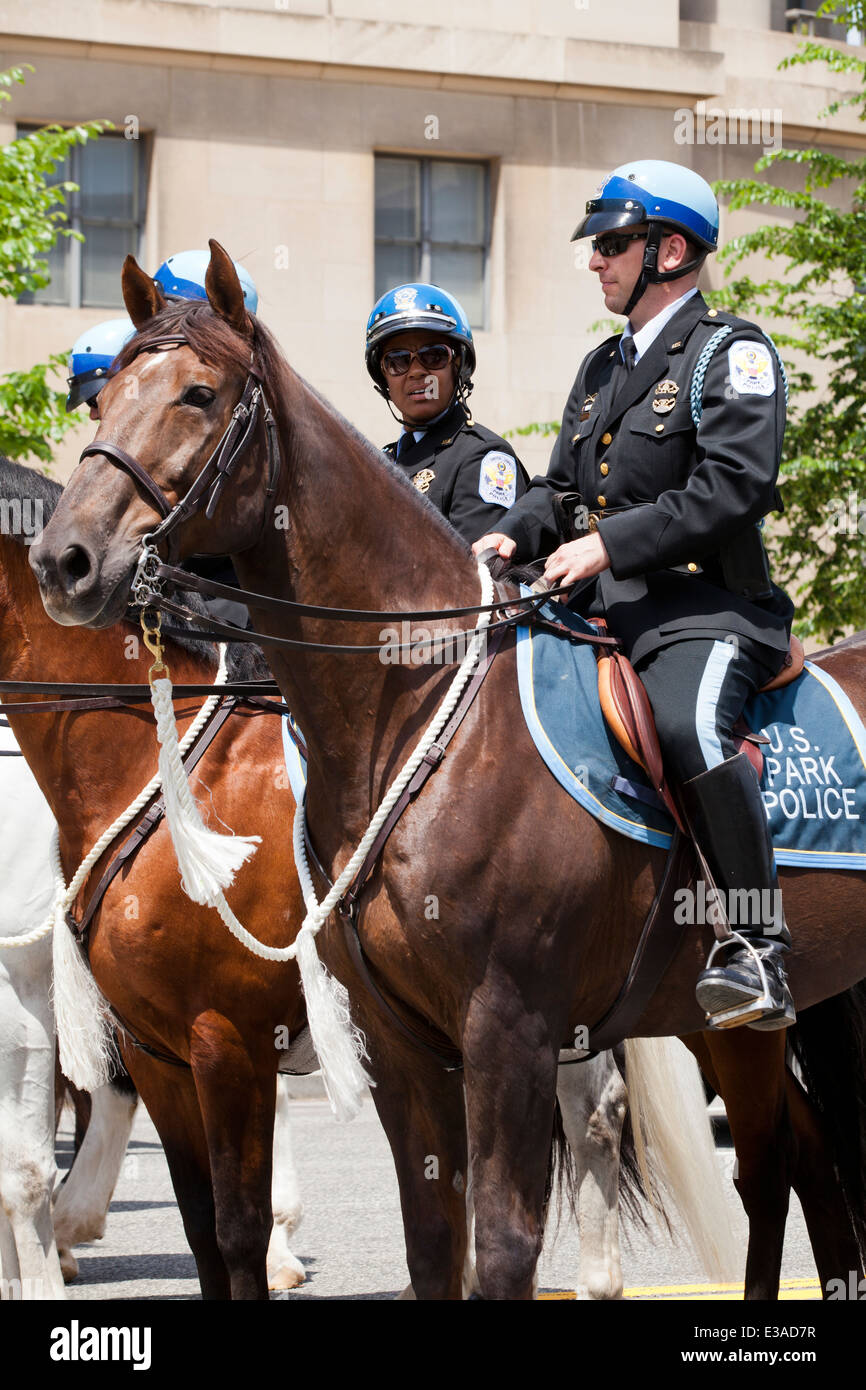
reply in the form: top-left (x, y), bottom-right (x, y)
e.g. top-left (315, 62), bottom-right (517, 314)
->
top-left (59, 1247), bottom-right (79, 1283)
top-left (267, 1262), bottom-right (305, 1291)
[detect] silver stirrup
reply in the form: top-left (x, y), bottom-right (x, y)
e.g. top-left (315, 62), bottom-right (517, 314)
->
top-left (700, 930), bottom-right (778, 1029)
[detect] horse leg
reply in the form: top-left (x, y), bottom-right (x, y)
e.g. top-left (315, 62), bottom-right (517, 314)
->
top-left (786, 1065), bottom-right (862, 1293)
top-left (53, 1075), bottom-right (139, 1280)
top-left (0, 947), bottom-right (66, 1300)
top-left (267, 1074), bottom-right (305, 1291)
top-left (462, 994), bottom-right (560, 1301)
top-left (191, 1026), bottom-right (276, 1301)
top-left (556, 1052), bottom-right (626, 1300)
top-left (690, 1029), bottom-right (792, 1300)
top-left (123, 1048), bottom-right (230, 1300)
top-left (364, 1023), bottom-right (468, 1300)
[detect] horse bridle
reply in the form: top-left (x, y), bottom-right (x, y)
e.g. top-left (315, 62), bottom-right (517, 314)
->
top-left (77, 335), bottom-right (282, 575)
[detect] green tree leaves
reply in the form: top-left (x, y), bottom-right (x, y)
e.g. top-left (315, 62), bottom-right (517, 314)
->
top-left (0, 65), bottom-right (110, 468)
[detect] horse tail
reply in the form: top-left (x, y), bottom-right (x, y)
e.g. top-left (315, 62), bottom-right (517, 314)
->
top-left (623, 1036), bottom-right (740, 1282)
top-left (788, 979), bottom-right (866, 1262)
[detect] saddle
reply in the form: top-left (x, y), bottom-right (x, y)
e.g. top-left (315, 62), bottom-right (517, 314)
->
top-left (596, 626), bottom-right (805, 828)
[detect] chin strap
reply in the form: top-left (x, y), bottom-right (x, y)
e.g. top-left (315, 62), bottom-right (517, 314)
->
top-left (623, 224), bottom-right (708, 319)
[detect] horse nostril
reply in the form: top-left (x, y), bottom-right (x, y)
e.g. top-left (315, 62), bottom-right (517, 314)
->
top-left (57, 543), bottom-right (94, 594)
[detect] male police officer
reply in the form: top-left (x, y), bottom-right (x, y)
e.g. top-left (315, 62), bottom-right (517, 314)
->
top-left (366, 283), bottom-right (528, 544)
top-left (475, 160), bottom-right (796, 1031)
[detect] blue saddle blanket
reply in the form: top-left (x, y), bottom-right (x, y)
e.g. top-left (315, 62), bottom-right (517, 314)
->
top-left (281, 597), bottom-right (866, 872)
top-left (516, 596), bottom-right (866, 870)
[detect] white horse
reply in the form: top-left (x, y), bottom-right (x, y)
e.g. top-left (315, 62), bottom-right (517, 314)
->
top-left (0, 715), bottom-right (65, 1300)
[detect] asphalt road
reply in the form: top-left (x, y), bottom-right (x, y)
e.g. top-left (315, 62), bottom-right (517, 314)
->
top-left (59, 1092), bottom-right (820, 1304)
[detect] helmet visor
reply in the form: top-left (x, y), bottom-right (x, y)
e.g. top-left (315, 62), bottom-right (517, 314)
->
top-left (571, 197), bottom-right (648, 242)
top-left (65, 372), bottom-right (104, 413)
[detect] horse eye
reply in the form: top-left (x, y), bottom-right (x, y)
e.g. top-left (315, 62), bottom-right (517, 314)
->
top-left (182, 385), bottom-right (216, 408)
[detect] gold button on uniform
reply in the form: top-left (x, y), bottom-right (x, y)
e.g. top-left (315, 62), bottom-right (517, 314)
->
top-left (655, 423), bottom-right (665, 433)
top-left (687, 562), bottom-right (698, 573)
top-left (588, 515), bottom-right (598, 531)
top-left (601, 432), bottom-right (612, 445)
top-left (600, 462), bottom-right (609, 476)
top-left (597, 495), bottom-right (607, 507)
top-left (707, 308), bottom-right (718, 318)
top-left (572, 433), bottom-right (580, 444)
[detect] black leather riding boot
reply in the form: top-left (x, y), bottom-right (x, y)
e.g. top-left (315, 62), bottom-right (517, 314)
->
top-left (681, 752), bottom-right (795, 1031)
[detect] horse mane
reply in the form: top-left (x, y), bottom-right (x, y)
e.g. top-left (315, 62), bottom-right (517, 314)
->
top-left (0, 453), bottom-right (63, 516)
top-left (0, 453), bottom-right (270, 682)
top-left (112, 298), bottom-right (473, 558)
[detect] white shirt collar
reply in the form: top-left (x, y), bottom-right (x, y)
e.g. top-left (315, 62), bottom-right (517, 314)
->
top-left (400, 400), bottom-right (456, 443)
top-left (620, 286), bottom-right (698, 364)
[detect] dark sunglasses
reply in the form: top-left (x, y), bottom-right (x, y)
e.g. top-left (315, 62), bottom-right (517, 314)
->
top-left (591, 231), bottom-right (648, 258)
top-left (381, 343), bottom-right (455, 377)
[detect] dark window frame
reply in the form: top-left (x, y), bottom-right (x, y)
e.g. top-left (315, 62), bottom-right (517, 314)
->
top-left (16, 126), bottom-right (148, 309)
top-left (374, 153), bottom-right (491, 330)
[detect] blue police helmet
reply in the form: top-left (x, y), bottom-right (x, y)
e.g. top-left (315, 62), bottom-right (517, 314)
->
top-left (572, 160), bottom-right (719, 251)
top-left (66, 316), bottom-right (136, 413)
top-left (365, 282), bottom-right (476, 395)
top-left (153, 249), bottom-right (259, 314)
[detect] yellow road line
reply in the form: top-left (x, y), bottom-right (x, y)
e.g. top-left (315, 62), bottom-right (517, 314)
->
top-left (538, 1277), bottom-right (821, 1302)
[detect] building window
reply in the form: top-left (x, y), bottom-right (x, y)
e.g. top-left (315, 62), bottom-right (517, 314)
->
top-left (17, 129), bottom-right (145, 309)
top-left (374, 155), bottom-right (489, 329)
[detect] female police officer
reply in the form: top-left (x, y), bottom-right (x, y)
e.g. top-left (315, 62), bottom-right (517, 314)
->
top-left (475, 161), bottom-right (796, 1032)
top-left (366, 283), bottom-right (528, 544)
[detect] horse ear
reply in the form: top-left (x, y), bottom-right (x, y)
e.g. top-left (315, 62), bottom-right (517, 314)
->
top-left (205, 238), bottom-right (250, 336)
top-left (122, 255), bottom-right (166, 328)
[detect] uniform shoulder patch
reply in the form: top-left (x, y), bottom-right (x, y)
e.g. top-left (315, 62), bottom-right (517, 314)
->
top-left (727, 340), bottom-right (776, 397)
top-left (478, 450), bottom-right (517, 508)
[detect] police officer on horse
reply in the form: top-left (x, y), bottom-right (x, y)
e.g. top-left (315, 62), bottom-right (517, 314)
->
top-left (475, 160), bottom-right (796, 1032)
top-left (366, 283), bottom-right (528, 543)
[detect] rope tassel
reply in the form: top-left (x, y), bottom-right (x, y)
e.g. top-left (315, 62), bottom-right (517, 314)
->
top-left (292, 920), bottom-right (371, 1122)
top-left (50, 831), bottom-right (117, 1091)
top-left (150, 673), bottom-right (260, 906)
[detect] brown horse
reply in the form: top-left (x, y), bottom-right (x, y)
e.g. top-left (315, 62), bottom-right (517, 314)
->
top-left (1, 459), bottom-right (307, 1300)
top-left (30, 243), bottom-right (866, 1300)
